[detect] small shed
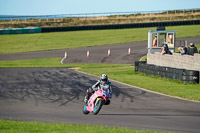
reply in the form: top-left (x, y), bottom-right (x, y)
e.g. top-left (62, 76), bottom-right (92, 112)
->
top-left (148, 29), bottom-right (176, 54)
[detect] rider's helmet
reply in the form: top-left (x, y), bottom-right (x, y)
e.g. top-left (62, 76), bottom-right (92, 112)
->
top-left (100, 74), bottom-right (110, 90)
top-left (101, 74), bottom-right (108, 83)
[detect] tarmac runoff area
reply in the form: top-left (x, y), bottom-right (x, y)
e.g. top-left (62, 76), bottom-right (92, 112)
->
top-left (0, 37), bottom-right (200, 132)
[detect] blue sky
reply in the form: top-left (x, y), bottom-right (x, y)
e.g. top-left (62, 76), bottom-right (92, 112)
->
top-left (0, 0), bottom-right (200, 15)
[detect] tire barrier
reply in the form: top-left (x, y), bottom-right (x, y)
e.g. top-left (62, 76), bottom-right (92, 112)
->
top-left (41, 20), bottom-right (200, 33)
top-left (135, 61), bottom-right (200, 84)
top-left (0, 27), bottom-right (41, 35)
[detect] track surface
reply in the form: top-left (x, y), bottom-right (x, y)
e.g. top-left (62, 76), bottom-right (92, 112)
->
top-left (0, 68), bottom-right (200, 133)
top-left (0, 37), bottom-right (200, 133)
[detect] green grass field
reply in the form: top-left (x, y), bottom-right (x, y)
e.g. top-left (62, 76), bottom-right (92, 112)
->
top-left (0, 120), bottom-right (171, 133)
top-left (0, 58), bottom-right (199, 101)
top-left (0, 25), bottom-right (200, 54)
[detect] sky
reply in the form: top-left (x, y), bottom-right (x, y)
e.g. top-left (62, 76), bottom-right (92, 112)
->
top-left (0, 0), bottom-right (200, 16)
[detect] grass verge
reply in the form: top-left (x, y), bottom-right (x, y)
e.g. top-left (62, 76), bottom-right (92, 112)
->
top-left (0, 120), bottom-right (171, 133)
top-left (0, 25), bottom-right (200, 54)
top-left (0, 58), bottom-right (199, 101)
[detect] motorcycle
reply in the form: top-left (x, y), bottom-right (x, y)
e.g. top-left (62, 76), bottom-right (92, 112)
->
top-left (83, 86), bottom-right (112, 115)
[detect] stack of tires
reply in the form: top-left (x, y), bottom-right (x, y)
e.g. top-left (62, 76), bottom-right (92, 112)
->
top-left (0, 27), bottom-right (42, 35)
top-left (41, 20), bottom-right (200, 33)
top-left (135, 61), bottom-right (199, 84)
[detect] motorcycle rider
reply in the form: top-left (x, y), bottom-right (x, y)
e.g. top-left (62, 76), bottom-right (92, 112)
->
top-left (84, 74), bottom-right (112, 103)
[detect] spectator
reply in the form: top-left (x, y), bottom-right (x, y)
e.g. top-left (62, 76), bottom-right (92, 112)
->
top-left (178, 46), bottom-right (187, 55)
top-left (161, 43), bottom-right (172, 55)
top-left (187, 43), bottom-right (198, 56)
top-left (152, 35), bottom-right (157, 47)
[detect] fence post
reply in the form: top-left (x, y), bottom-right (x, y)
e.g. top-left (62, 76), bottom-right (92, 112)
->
top-left (185, 41), bottom-right (187, 47)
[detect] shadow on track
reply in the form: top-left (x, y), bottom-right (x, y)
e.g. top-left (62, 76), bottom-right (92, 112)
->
top-left (0, 68), bottom-right (146, 106)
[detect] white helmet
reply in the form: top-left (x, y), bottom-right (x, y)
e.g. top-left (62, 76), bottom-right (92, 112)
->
top-left (100, 74), bottom-right (108, 82)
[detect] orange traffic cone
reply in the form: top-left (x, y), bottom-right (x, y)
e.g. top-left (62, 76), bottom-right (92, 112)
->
top-left (87, 50), bottom-right (90, 57)
top-left (128, 48), bottom-right (131, 55)
top-left (108, 49), bottom-right (111, 56)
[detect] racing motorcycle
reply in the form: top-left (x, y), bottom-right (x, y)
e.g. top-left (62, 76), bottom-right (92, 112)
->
top-left (83, 86), bottom-right (112, 115)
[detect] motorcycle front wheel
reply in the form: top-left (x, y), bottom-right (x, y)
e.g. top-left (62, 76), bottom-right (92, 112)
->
top-left (93, 99), bottom-right (103, 115)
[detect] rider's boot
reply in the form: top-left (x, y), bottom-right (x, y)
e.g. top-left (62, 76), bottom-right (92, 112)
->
top-left (84, 94), bottom-right (89, 103)
top-left (84, 88), bottom-right (93, 103)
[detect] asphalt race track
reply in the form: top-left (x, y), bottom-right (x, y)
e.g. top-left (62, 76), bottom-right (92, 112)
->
top-left (0, 40), bottom-right (148, 64)
top-left (0, 37), bottom-right (200, 133)
top-left (0, 68), bottom-right (200, 133)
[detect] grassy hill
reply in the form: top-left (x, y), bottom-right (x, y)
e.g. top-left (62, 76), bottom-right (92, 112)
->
top-left (0, 9), bottom-right (200, 28)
